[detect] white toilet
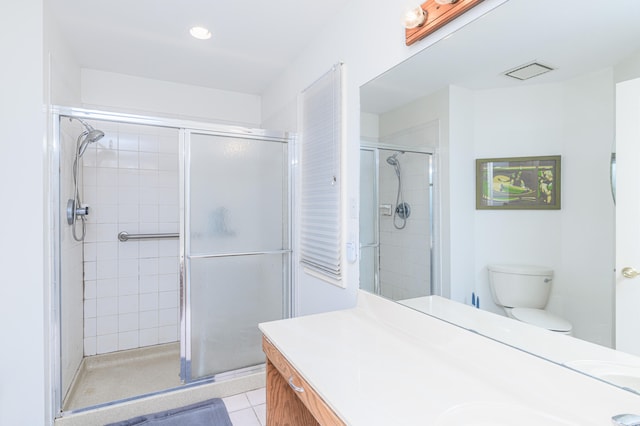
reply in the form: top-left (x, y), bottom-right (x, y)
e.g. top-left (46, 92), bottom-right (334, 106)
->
top-left (487, 264), bottom-right (572, 335)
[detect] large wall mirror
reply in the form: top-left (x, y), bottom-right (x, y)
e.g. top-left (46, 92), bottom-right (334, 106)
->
top-left (359, 0), bottom-right (640, 394)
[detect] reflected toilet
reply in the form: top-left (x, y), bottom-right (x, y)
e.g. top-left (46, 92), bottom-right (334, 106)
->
top-left (487, 264), bottom-right (572, 335)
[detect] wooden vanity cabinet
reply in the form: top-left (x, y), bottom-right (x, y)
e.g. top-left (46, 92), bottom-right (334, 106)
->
top-left (262, 336), bottom-right (345, 426)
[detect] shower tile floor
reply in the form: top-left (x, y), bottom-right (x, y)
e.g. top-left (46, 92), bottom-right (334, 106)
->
top-left (63, 343), bottom-right (182, 411)
top-left (62, 342), bottom-right (267, 425)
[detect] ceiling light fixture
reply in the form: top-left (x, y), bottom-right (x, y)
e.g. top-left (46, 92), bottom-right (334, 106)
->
top-left (190, 26), bottom-right (212, 40)
top-left (405, 0), bottom-right (482, 46)
top-left (504, 62), bottom-right (555, 81)
top-left (404, 5), bottom-right (427, 29)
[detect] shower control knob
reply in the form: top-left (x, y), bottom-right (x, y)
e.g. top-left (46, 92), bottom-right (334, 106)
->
top-left (75, 206), bottom-right (90, 217)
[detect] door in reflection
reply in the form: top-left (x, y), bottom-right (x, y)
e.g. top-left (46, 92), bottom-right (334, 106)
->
top-left (615, 78), bottom-right (640, 356)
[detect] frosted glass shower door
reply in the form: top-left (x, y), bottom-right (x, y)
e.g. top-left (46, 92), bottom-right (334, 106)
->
top-left (184, 132), bottom-right (290, 381)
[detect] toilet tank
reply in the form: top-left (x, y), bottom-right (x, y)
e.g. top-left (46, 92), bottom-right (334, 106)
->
top-left (487, 264), bottom-right (553, 309)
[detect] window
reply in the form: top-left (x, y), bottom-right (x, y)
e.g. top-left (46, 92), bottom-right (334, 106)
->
top-left (299, 63), bottom-right (344, 284)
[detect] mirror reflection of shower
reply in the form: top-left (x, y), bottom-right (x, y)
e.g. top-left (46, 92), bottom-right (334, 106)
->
top-left (66, 118), bottom-right (104, 241)
top-left (359, 146), bottom-right (434, 301)
top-left (386, 151), bottom-right (411, 229)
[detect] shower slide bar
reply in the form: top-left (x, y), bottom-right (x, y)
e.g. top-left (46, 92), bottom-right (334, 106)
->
top-left (118, 231), bottom-right (179, 242)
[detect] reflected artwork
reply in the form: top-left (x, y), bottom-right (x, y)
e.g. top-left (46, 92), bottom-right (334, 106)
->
top-left (476, 156), bottom-right (561, 210)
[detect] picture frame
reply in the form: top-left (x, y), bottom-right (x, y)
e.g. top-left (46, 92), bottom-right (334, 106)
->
top-left (476, 155), bottom-right (561, 210)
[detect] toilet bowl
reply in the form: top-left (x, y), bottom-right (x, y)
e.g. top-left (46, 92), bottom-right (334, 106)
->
top-left (504, 307), bottom-right (572, 335)
top-left (488, 264), bottom-right (572, 335)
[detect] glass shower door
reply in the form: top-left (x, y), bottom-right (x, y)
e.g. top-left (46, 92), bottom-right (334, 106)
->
top-left (359, 148), bottom-right (379, 294)
top-left (183, 131), bottom-right (290, 381)
top-left (360, 146), bottom-right (434, 301)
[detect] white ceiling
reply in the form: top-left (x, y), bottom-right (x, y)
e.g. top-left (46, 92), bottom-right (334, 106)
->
top-left (361, 0), bottom-right (640, 114)
top-left (48, 0), bottom-right (350, 95)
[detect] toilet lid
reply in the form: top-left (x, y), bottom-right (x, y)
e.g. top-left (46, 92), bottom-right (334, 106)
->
top-left (510, 308), bottom-right (572, 332)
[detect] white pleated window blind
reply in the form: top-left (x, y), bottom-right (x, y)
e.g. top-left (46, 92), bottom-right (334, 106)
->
top-left (299, 63), bottom-right (343, 283)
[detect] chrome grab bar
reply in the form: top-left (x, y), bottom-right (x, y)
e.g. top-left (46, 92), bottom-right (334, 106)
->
top-left (118, 231), bottom-right (179, 242)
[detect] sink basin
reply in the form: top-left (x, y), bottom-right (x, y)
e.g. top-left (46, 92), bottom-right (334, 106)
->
top-left (435, 402), bottom-right (578, 426)
top-left (564, 360), bottom-right (640, 392)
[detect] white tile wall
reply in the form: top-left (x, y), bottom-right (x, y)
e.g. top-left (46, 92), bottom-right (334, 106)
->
top-left (82, 121), bottom-right (180, 355)
top-left (379, 150), bottom-right (431, 301)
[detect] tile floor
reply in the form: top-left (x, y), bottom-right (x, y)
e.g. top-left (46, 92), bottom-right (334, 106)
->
top-left (223, 387), bottom-right (266, 426)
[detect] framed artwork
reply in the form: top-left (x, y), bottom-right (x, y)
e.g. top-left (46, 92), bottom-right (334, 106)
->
top-left (476, 155), bottom-right (561, 210)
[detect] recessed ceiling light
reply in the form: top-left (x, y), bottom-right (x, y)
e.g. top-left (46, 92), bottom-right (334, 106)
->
top-left (190, 26), bottom-right (211, 40)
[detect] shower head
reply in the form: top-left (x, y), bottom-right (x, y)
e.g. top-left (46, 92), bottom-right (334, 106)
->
top-left (386, 151), bottom-right (403, 166)
top-left (74, 118), bottom-right (105, 157)
top-left (86, 128), bottom-right (105, 143)
top-left (77, 129), bottom-right (105, 157)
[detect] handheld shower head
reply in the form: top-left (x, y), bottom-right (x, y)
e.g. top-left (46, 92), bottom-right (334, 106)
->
top-left (73, 118), bottom-right (105, 157)
top-left (386, 152), bottom-right (399, 166)
top-left (86, 128), bottom-right (105, 143)
top-left (386, 151), bottom-right (404, 166)
top-left (77, 129), bottom-right (105, 157)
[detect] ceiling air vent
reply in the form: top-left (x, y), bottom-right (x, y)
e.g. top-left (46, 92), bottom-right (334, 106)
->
top-left (504, 62), bottom-right (554, 81)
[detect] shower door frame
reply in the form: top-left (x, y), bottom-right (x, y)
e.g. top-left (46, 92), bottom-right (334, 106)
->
top-left (360, 142), bottom-right (439, 299)
top-left (48, 106), bottom-right (294, 417)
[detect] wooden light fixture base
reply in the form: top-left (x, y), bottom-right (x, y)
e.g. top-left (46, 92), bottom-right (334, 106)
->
top-left (405, 0), bottom-right (484, 46)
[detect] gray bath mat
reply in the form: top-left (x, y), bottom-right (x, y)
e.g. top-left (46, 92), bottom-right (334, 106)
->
top-left (105, 398), bottom-right (232, 426)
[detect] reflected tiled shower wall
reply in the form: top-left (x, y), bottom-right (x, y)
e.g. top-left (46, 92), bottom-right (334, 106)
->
top-left (377, 122), bottom-right (437, 301)
top-left (81, 121), bottom-right (180, 355)
top-left (378, 151), bottom-right (431, 300)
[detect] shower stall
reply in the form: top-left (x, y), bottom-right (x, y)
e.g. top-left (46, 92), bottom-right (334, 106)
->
top-left (359, 145), bottom-right (434, 301)
top-left (51, 108), bottom-right (292, 415)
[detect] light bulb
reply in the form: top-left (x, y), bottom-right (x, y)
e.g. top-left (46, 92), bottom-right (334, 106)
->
top-left (403, 5), bottom-right (427, 29)
top-left (189, 26), bottom-right (212, 40)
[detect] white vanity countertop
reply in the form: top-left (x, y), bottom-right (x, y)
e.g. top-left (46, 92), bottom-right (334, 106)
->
top-left (259, 291), bottom-right (640, 426)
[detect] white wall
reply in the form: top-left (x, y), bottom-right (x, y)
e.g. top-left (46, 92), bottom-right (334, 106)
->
top-left (81, 69), bottom-right (262, 127)
top-left (0, 2), bottom-right (47, 425)
top-left (559, 69), bottom-right (615, 345)
top-left (44, 1), bottom-right (81, 107)
top-left (448, 86), bottom-right (476, 303)
top-left (614, 50), bottom-right (640, 84)
top-left (472, 70), bottom-right (615, 346)
top-left (360, 112), bottom-right (379, 141)
top-left (261, 0), bottom-right (507, 315)
top-left (472, 82), bottom-right (565, 313)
